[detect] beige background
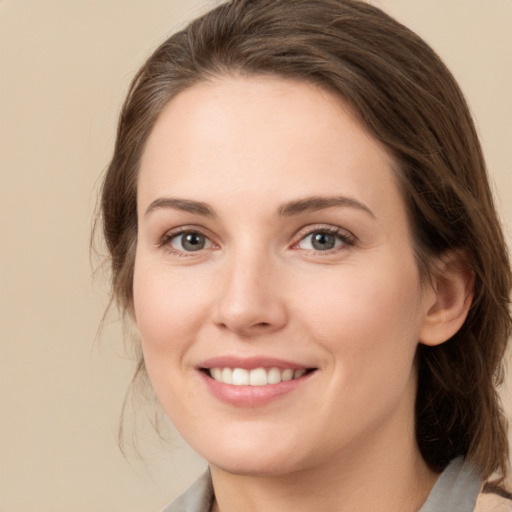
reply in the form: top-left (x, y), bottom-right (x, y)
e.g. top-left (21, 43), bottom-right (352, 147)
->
top-left (1, 1), bottom-right (511, 511)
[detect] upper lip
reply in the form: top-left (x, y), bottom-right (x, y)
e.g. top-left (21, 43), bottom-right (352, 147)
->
top-left (198, 356), bottom-right (314, 371)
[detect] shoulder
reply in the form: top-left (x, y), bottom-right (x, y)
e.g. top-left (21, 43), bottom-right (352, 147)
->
top-left (159, 470), bottom-right (213, 512)
top-left (420, 457), bottom-right (481, 512)
top-left (474, 491), bottom-right (512, 512)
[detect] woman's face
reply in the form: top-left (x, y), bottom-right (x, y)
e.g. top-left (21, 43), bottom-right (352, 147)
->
top-left (134, 76), bottom-right (434, 476)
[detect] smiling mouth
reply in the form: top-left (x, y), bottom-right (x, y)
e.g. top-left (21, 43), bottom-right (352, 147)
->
top-left (203, 367), bottom-right (316, 386)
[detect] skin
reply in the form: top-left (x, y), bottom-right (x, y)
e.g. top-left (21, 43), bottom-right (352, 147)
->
top-left (134, 76), bottom-right (472, 512)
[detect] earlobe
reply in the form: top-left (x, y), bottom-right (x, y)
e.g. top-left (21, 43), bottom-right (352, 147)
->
top-left (419, 252), bottom-right (474, 347)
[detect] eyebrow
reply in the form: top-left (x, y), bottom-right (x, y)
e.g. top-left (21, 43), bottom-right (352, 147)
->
top-left (145, 197), bottom-right (216, 218)
top-left (278, 196), bottom-right (375, 218)
top-left (144, 195), bottom-right (374, 219)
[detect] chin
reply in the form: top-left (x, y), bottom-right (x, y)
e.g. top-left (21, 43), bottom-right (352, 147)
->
top-left (191, 432), bottom-right (313, 478)
top-left (209, 452), bottom-right (309, 478)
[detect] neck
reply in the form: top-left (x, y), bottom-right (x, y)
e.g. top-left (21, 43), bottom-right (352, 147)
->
top-left (209, 404), bottom-right (438, 512)
top-left (211, 451), bottom-right (436, 512)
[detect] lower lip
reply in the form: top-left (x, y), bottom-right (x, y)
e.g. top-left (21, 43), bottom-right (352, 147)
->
top-left (200, 371), bottom-right (314, 407)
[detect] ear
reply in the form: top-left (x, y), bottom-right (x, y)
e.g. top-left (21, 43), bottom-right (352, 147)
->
top-left (419, 251), bottom-right (474, 347)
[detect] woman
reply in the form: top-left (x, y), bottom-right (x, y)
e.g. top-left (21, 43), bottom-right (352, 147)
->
top-left (99, 0), bottom-right (511, 510)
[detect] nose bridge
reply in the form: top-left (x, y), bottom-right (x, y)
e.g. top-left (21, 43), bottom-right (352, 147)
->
top-left (213, 242), bottom-right (287, 335)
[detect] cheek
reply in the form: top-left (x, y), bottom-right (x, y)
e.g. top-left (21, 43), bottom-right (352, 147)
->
top-left (132, 259), bottom-right (212, 389)
top-left (134, 262), bottom-right (203, 339)
top-left (297, 256), bottom-right (423, 369)
top-left (298, 258), bottom-right (423, 432)
top-left (132, 260), bottom-right (211, 419)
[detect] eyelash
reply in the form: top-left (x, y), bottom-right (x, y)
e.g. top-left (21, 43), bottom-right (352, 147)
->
top-left (158, 224), bottom-right (355, 256)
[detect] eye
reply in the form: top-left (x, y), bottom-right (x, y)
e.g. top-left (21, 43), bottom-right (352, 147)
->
top-left (168, 231), bottom-right (213, 252)
top-left (295, 228), bottom-right (353, 252)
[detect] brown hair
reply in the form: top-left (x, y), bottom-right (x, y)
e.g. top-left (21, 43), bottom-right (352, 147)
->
top-left (100, 0), bottom-right (511, 483)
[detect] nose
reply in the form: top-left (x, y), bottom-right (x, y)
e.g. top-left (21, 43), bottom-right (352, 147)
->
top-left (212, 252), bottom-right (288, 337)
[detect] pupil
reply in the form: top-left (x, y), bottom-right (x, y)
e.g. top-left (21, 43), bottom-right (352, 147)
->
top-left (183, 233), bottom-right (205, 251)
top-left (312, 232), bottom-right (335, 250)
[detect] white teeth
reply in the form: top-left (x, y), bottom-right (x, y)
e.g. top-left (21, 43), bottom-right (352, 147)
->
top-left (211, 368), bottom-right (222, 381)
top-left (294, 369), bottom-right (306, 379)
top-left (281, 369), bottom-right (294, 381)
top-left (232, 368), bottom-right (249, 386)
top-left (267, 367), bottom-right (282, 384)
top-left (249, 368), bottom-right (267, 386)
top-left (221, 367), bottom-right (233, 384)
top-left (209, 366), bottom-right (309, 386)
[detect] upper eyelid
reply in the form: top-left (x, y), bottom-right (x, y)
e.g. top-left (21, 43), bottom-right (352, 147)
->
top-left (292, 223), bottom-right (354, 241)
top-left (158, 225), bottom-right (216, 245)
top-left (161, 224), bottom-right (213, 237)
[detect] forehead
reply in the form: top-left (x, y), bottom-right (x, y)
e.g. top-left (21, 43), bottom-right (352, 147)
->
top-left (138, 76), bottom-right (403, 221)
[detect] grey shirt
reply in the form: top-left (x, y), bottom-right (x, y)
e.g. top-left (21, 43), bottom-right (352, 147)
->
top-left (161, 457), bottom-right (481, 512)
top-left (418, 457), bottom-right (481, 512)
